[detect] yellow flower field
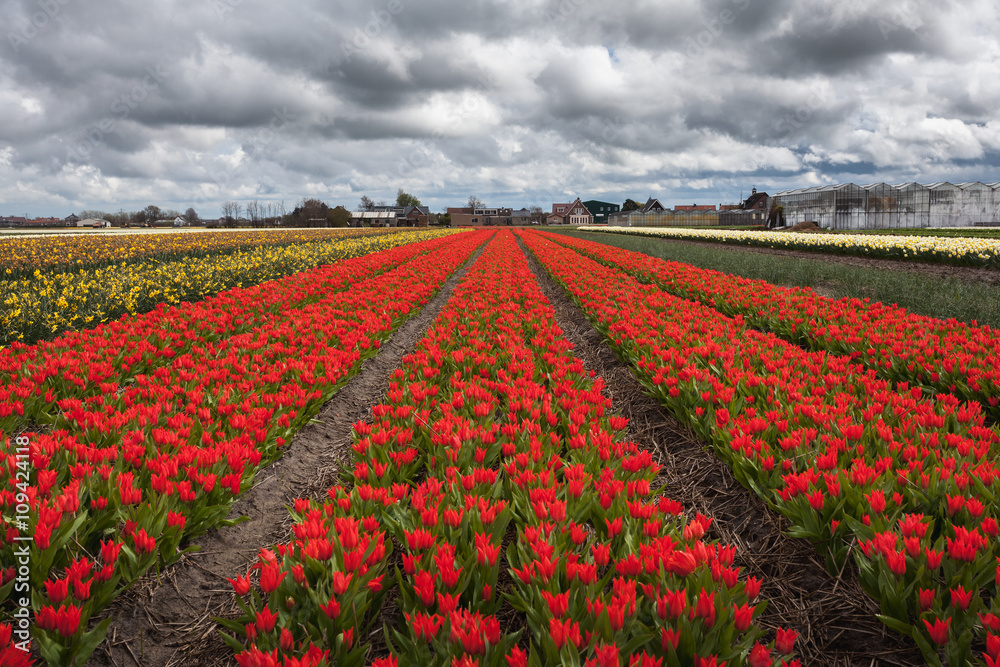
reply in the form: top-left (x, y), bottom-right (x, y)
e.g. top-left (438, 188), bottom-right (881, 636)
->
top-left (577, 226), bottom-right (1000, 267)
top-left (1, 228), bottom-right (461, 347)
top-left (0, 228), bottom-right (410, 278)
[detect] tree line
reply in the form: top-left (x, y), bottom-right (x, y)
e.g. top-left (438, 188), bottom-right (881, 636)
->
top-left (75, 190), bottom-right (436, 228)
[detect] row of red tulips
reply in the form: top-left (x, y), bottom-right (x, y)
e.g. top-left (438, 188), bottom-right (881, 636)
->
top-left (0, 233), bottom-right (468, 437)
top-left (541, 231), bottom-right (1000, 422)
top-left (519, 230), bottom-right (1000, 667)
top-left (0, 231), bottom-right (489, 665)
top-left (226, 231), bottom-right (800, 667)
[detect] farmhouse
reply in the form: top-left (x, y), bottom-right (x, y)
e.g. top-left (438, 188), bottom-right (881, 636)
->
top-left (547, 198), bottom-right (592, 225)
top-left (640, 198), bottom-right (667, 213)
top-left (398, 205), bottom-right (430, 227)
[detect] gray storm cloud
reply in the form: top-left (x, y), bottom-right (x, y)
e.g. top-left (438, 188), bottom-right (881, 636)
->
top-left (1, 0), bottom-right (998, 215)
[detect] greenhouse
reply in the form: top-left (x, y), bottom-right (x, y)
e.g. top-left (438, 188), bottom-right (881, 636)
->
top-left (772, 181), bottom-right (1000, 229)
top-left (607, 209), bottom-right (720, 227)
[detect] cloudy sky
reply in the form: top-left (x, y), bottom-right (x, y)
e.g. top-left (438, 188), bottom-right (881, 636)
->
top-left (2, 0), bottom-right (999, 217)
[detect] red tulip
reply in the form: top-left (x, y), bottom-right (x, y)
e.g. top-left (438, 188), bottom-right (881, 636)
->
top-left (259, 563), bottom-right (287, 594)
top-left (747, 643), bottom-right (772, 667)
top-left (733, 603), bottom-right (755, 632)
top-left (950, 585), bottom-right (973, 611)
top-left (506, 646), bottom-right (528, 667)
top-left (775, 626), bottom-right (798, 654)
top-left (922, 616), bottom-right (951, 644)
top-left (229, 574), bottom-right (252, 596)
top-left (255, 607), bottom-right (278, 633)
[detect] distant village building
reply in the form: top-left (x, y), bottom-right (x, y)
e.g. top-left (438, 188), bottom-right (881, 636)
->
top-left (367, 205), bottom-right (430, 227)
top-left (351, 211), bottom-right (398, 227)
top-left (719, 188), bottom-right (769, 227)
top-left (582, 200), bottom-right (620, 224)
top-left (609, 197), bottom-right (719, 227)
top-left (0, 216), bottom-right (27, 227)
top-left (510, 208), bottom-right (533, 225)
top-left (447, 207), bottom-right (513, 226)
top-left (26, 217), bottom-right (65, 228)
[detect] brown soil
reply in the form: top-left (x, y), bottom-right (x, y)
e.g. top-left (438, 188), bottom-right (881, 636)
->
top-left (516, 238), bottom-right (925, 667)
top-left (654, 237), bottom-right (1000, 289)
top-left (779, 221), bottom-right (828, 233)
top-left (88, 244), bottom-right (486, 667)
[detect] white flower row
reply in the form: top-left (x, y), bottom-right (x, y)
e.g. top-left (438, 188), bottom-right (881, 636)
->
top-left (576, 226), bottom-right (1000, 264)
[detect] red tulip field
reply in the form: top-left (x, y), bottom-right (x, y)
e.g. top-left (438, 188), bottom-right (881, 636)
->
top-left (2, 228), bottom-right (999, 667)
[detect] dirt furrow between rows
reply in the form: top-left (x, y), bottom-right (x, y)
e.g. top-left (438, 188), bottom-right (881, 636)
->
top-left (515, 236), bottom-right (925, 667)
top-left (89, 242), bottom-right (488, 667)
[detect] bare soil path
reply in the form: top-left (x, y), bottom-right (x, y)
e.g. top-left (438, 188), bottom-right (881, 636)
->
top-left (89, 244), bottom-right (487, 667)
top-left (516, 236), bottom-right (925, 667)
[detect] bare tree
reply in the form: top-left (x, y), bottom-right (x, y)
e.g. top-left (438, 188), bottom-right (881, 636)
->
top-left (359, 195), bottom-right (374, 212)
top-left (183, 207), bottom-right (200, 225)
top-left (247, 200), bottom-right (262, 227)
top-left (467, 195), bottom-right (484, 210)
top-left (221, 201), bottom-right (241, 227)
